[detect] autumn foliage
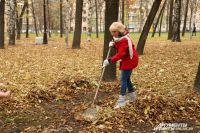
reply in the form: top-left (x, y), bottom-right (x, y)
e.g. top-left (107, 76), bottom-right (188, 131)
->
top-left (0, 36), bottom-right (200, 132)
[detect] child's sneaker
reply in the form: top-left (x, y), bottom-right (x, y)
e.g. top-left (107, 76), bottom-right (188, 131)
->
top-left (114, 95), bottom-right (126, 109)
top-left (127, 92), bottom-right (136, 103)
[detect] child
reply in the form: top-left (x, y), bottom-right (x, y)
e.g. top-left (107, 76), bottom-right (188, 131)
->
top-left (0, 90), bottom-right (10, 98)
top-left (103, 22), bottom-right (139, 109)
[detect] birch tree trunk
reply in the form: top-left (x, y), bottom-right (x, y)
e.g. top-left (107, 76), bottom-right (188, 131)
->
top-left (189, 0), bottom-right (198, 40)
top-left (145, 0), bottom-right (149, 19)
top-left (139, 0), bottom-right (143, 32)
top-left (87, 0), bottom-right (93, 42)
top-left (8, 0), bottom-right (16, 45)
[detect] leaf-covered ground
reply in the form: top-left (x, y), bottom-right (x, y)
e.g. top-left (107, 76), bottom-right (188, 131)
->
top-left (0, 34), bottom-right (200, 132)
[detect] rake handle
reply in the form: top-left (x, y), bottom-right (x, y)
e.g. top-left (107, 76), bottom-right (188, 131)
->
top-left (92, 47), bottom-right (111, 105)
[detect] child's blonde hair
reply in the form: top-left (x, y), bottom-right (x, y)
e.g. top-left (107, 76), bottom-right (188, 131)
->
top-left (109, 22), bottom-right (126, 33)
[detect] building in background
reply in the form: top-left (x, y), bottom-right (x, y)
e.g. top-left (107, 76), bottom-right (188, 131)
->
top-left (4, 0), bottom-right (199, 34)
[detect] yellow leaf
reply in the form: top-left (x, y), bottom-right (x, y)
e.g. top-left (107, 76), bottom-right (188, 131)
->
top-left (144, 106), bottom-right (150, 115)
top-left (195, 122), bottom-right (200, 126)
top-left (24, 73), bottom-right (31, 80)
top-left (179, 107), bottom-right (185, 111)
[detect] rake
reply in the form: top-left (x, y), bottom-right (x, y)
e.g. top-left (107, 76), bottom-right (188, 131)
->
top-left (82, 47), bottom-right (111, 121)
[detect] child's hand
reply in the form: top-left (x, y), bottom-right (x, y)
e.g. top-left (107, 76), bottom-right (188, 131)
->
top-left (102, 59), bottom-right (109, 68)
top-left (109, 42), bottom-right (115, 47)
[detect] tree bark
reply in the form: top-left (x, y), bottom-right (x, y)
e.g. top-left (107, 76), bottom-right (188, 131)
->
top-left (102, 0), bottom-right (119, 81)
top-left (182, 0), bottom-right (189, 37)
top-left (16, 2), bottom-right (28, 40)
top-left (43, 0), bottom-right (48, 44)
top-left (145, 0), bottom-right (150, 19)
top-left (72, 0), bottom-right (83, 49)
top-left (95, 0), bottom-right (99, 38)
top-left (166, 0), bottom-right (169, 32)
top-left (194, 62), bottom-right (200, 92)
top-left (65, 0), bottom-right (70, 47)
top-left (172, 0), bottom-right (181, 42)
top-left (60, 0), bottom-right (63, 38)
top-left (139, 0), bottom-right (143, 32)
top-left (189, 1), bottom-right (194, 39)
top-left (87, 0), bottom-right (92, 42)
top-left (168, 0), bottom-right (174, 40)
top-left (122, 0), bottom-right (124, 24)
top-left (159, 1), bottom-right (166, 37)
top-left (136, 0), bottom-right (162, 55)
top-left (152, 0), bottom-right (167, 37)
top-left (8, 0), bottom-right (16, 45)
top-left (0, 0), bottom-right (5, 49)
top-left (26, 0), bottom-right (29, 38)
top-left (47, 0), bottom-right (51, 38)
top-left (31, 0), bottom-right (38, 36)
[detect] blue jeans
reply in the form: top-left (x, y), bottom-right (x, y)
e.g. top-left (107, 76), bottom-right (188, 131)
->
top-left (120, 70), bottom-right (135, 96)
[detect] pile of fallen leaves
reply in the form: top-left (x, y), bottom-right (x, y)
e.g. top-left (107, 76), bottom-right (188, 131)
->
top-left (0, 35), bottom-right (200, 132)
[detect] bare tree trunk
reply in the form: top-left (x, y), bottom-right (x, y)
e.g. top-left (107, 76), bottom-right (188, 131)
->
top-left (168, 0), bottom-right (174, 40)
top-left (166, 0), bottom-right (169, 32)
top-left (31, 0), bottom-right (38, 36)
top-left (60, 0), bottom-right (63, 38)
top-left (0, 0), bottom-right (5, 49)
top-left (47, 0), bottom-right (51, 38)
top-left (26, 0), bottom-right (29, 38)
top-left (139, 0), bottom-right (143, 32)
top-left (43, 0), bottom-right (48, 44)
top-left (72, 0), bottom-right (83, 49)
top-left (122, 0), bottom-right (124, 24)
top-left (102, 0), bottom-right (119, 81)
top-left (145, 0), bottom-right (149, 18)
top-left (16, 2), bottom-right (28, 40)
top-left (98, 0), bottom-right (105, 32)
top-left (194, 62), bottom-right (200, 92)
top-left (69, 3), bottom-right (74, 33)
top-left (172, 0), bottom-right (181, 42)
top-left (65, 1), bottom-right (70, 47)
top-left (152, 0), bottom-right (167, 37)
top-left (189, 1), bottom-right (195, 40)
top-left (8, 0), bottom-right (16, 45)
top-left (182, 0), bottom-right (189, 37)
top-left (95, 0), bottom-right (99, 38)
top-left (87, 0), bottom-right (92, 42)
top-left (159, 6), bottom-right (165, 37)
top-left (99, 10), bottom-right (102, 32)
top-left (16, 1), bottom-right (28, 40)
top-left (136, 0), bottom-right (162, 55)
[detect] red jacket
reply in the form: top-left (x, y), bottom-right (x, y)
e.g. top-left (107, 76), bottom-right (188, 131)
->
top-left (110, 38), bottom-right (138, 70)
